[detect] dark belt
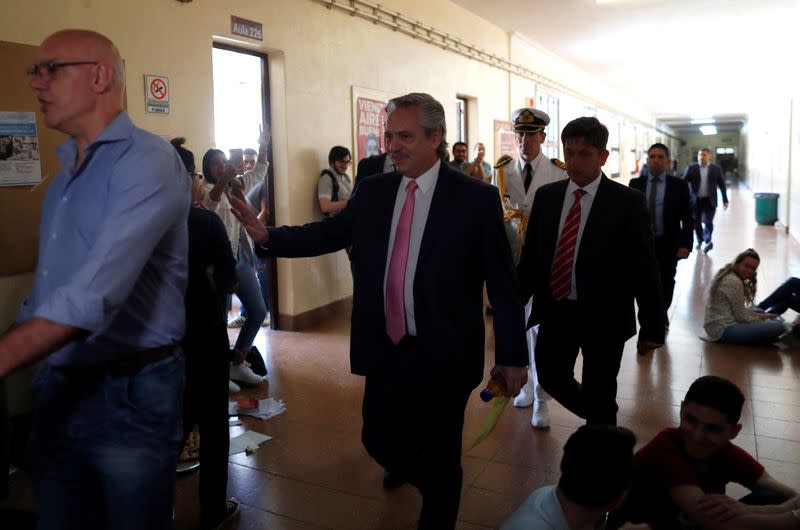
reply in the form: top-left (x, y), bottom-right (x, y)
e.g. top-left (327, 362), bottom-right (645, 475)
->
top-left (59, 344), bottom-right (178, 379)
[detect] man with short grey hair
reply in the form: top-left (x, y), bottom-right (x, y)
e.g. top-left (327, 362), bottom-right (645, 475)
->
top-left (231, 92), bottom-right (528, 529)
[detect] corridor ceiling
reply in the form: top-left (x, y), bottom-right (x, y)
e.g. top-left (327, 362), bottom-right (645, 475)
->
top-left (453, 0), bottom-right (799, 123)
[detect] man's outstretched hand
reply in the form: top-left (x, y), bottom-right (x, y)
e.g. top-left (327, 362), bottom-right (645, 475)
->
top-left (230, 196), bottom-right (268, 244)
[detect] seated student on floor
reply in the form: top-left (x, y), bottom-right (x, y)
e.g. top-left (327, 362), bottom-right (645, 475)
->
top-left (756, 276), bottom-right (800, 318)
top-left (501, 425), bottom-right (648, 530)
top-left (704, 248), bottom-right (796, 344)
top-left (619, 375), bottom-right (800, 530)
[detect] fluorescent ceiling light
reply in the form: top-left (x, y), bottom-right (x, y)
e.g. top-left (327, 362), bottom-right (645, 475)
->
top-left (691, 118), bottom-right (715, 124)
top-left (700, 125), bottom-right (718, 135)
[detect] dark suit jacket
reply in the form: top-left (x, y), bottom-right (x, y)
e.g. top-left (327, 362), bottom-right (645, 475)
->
top-left (629, 174), bottom-right (694, 253)
top-left (256, 163), bottom-right (527, 387)
top-left (683, 162), bottom-right (728, 208)
top-left (355, 153), bottom-right (390, 181)
top-left (517, 175), bottom-right (665, 344)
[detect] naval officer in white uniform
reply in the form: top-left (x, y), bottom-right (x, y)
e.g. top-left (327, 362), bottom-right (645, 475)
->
top-left (493, 107), bottom-right (567, 429)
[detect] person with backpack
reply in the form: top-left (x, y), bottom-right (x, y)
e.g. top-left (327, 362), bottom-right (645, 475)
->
top-left (318, 146), bottom-right (353, 216)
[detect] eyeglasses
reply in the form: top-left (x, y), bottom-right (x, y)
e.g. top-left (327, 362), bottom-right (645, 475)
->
top-left (26, 61), bottom-right (97, 79)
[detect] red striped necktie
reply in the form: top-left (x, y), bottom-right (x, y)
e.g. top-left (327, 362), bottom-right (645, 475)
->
top-left (550, 189), bottom-right (587, 300)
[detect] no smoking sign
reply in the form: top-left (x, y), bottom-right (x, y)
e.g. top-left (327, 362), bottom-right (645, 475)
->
top-left (144, 74), bottom-right (170, 115)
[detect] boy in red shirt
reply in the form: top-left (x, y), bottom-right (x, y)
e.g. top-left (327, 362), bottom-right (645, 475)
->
top-left (622, 375), bottom-right (800, 529)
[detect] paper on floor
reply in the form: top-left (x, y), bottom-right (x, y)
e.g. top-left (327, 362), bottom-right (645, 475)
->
top-left (228, 397), bottom-right (286, 420)
top-left (229, 430), bottom-right (272, 455)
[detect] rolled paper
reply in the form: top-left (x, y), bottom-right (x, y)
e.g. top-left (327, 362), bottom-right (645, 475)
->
top-left (469, 395), bottom-right (510, 449)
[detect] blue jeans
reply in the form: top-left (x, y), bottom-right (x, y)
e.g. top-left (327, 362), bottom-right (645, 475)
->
top-left (239, 257), bottom-right (270, 317)
top-left (233, 246), bottom-right (267, 352)
top-left (30, 352), bottom-right (185, 530)
top-left (718, 320), bottom-right (786, 345)
top-left (757, 277), bottom-right (800, 314)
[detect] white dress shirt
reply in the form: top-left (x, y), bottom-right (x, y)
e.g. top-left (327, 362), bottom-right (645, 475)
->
top-left (556, 174), bottom-right (602, 300)
top-left (383, 160), bottom-right (441, 336)
top-left (698, 164), bottom-right (710, 198)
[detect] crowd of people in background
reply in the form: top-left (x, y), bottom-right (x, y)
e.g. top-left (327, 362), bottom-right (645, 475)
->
top-left (2, 28), bottom-right (799, 530)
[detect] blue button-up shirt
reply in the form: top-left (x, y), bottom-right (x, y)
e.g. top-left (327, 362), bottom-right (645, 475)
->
top-left (646, 172), bottom-right (667, 237)
top-left (17, 112), bottom-right (190, 366)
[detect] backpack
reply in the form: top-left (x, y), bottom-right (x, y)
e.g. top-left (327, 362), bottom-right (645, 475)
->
top-left (321, 169), bottom-right (339, 202)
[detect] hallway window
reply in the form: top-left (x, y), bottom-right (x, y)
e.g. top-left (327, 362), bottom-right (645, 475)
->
top-left (456, 97), bottom-right (467, 143)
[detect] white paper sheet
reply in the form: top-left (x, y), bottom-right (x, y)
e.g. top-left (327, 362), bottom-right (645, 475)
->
top-left (228, 430), bottom-right (272, 455)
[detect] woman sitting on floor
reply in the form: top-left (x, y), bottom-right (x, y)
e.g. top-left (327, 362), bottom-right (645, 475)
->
top-left (704, 248), bottom-right (797, 345)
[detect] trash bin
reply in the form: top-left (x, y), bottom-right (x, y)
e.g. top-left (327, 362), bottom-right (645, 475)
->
top-left (754, 193), bottom-right (779, 225)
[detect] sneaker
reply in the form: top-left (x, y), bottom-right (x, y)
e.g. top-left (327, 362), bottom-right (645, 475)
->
top-left (228, 379), bottom-right (241, 393)
top-left (207, 497), bottom-right (240, 530)
top-left (227, 315), bottom-right (246, 328)
top-left (513, 385), bottom-right (534, 408)
top-left (531, 400), bottom-right (551, 430)
top-left (177, 428), bottom-right (201, 474)
top-left (703, 242), bottom-right (714, 253)
top-left (176, 459), bottom-right (200, 474)
top-left (261, 313), bottom-right (271, 327)
top-left (230, 361), bottom-right (264, 386)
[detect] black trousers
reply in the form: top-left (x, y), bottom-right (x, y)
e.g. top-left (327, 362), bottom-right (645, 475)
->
top-left (654, 237), bottom-right (678, 319)
top-left (362, 336), bottom-right (472, 530)
top-left (535, 302), bottom-right (625, 425)
top-left (692, 198), bottom-right (717, 245)
top-left (181, 323), bottom-right (231, 527)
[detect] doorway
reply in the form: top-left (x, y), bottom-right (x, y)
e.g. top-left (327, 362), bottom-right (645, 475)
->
top-left (211, 43), bottom-right (279, 329)
top-left (715, 146), bottom-right (739, 179)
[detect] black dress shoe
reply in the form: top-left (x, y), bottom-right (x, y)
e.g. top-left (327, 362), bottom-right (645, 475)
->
top-left (383, 470), bottom-right (405, 489)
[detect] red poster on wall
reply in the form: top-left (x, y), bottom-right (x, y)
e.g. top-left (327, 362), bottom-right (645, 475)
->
top-left (494, 119), bottom-right (516, 159)
top-left (355, 97), bottom-right (387, 163)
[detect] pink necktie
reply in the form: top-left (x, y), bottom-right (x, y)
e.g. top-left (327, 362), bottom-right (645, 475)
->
top-left (550, 189), bottom-right (587, 300)
top-left (385, 180), bottom-right (418, 344)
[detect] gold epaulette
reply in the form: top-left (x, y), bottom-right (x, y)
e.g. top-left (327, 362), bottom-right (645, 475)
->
top-left (551, 158), bottom-right (566, 170)
top-left (494, 154), bottom-right (513, 170)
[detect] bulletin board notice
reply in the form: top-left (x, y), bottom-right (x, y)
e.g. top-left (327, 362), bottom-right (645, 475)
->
top-left (0, 111), bottom-right (41, 186)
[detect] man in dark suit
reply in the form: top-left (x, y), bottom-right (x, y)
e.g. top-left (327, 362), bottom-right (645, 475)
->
top-left (355, 151), bottom-right (393, 181)
top-left (629, 143), bottom-right (693, 329)
top-left (683, 147), bottom-right (728, 253)
top-left (517, 117), bottom-right (664, 426)
top-left (231, 93), bottom-right (528, 529)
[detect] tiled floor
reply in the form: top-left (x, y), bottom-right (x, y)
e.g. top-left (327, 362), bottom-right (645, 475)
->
top-left (5, 184), bottom-right (800, 529)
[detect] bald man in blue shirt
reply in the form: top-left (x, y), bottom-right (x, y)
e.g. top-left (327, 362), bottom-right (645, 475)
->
top-left (0, 29), bottom-right (189, 530)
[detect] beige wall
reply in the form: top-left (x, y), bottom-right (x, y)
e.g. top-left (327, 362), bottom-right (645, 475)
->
top-left (744, 98), bottom-right (794, 227)
top-left (0, 0), bottom-right (659, 319)
top-left (790, 99), bottom-right (800, 234)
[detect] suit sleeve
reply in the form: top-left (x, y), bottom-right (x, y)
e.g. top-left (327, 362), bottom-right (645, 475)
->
top-left (628, 192), bottom-right (666, 343)
top-left (677, 180), bottom-right (694, 250)
top-left (717, 167), bottom-right (729, 204)
top-left (517, 190), bottom-right (542, 304)
top-left (481, 187), bottom-right (528, 367)
top-left (255, 183), bottom-right (357, 259)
